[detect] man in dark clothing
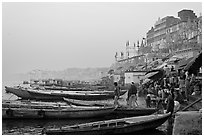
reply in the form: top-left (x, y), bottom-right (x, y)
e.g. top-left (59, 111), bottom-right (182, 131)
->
top-left (127, 82), bottom-right (138, 108)
top-left (166, 91), bottom-right (174, 115)
top-left (166, 90), bottom-right (175, 135)
top-left (113, 82), bottom-right (120, 107)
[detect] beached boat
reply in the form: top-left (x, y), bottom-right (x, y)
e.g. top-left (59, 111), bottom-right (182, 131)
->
top-left (2, 100), bottom-right (69, 109)
top-left (62, 90), bottom-right (127, 101)
top-left (5, 86), bottom-right (33, 99)
top-left (63, 98), bottom-right (158, 116)
top-left (43, 86), bottom-right (93, 91)
top-left (113, 107), bottom-right (158, 116)
top-left (5, 86), bottom-right (127, 101)
top-left (2, 104), bottom-right (115, 119)
top-left (43, 113), bottom-right (171, 135)
top-left (63, 98), bottom-right (110, 106)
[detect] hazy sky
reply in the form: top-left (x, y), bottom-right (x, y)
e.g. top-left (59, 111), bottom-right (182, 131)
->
top-left (2, 2), bottom-right (202, 75)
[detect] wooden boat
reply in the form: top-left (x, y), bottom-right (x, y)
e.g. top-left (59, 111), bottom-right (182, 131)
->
top-left (5, 86), bottom-right (33, 99)
top-left (44, 113), bottom-right (171, 135)
top-left (2, 105), bottom-right (115, 119)
top-left (2, 100), bottom-right (69, 109)
top-left (113, 107), bottom-right (158, 116)
top-left (63, 90), bottom-right (127, 101)
top-left (43, 86), bottom-right (93, 91)
top-left (63, 98), bottom-right (111, 107)
top-left (5, 86), bottom-right (127, 101)
top-left (63, 98), bottom-right (158, 116)
top-left (27, 89), bottom-right (127, 101)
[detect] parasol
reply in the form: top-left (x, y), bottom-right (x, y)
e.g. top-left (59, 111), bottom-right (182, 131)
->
top-left (142, 79), bottom-right (151, 84)
top-left (145, 69), bottom-right (165, 81)
top-left (145, 71), bottom-right (159, 79)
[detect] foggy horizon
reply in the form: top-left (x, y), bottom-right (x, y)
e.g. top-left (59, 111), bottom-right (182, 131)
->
top-left (2, 2), bottom-right (202, 76)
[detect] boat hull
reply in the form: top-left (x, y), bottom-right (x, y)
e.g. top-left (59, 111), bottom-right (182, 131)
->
top-left (64, 90), bottom-right (127, 101)
top-left (45, 113), bottom-right (171, 135)
top-left (5, 86), bottom-right (127, 101)
top-left (63, 98), bottom-right (157, 116)
top-left (5, 86), bottom-right (32, 99)
top-left (2, 106), bottom-right (115, 119)
top-left (113, 107), bottom-right (158, 116)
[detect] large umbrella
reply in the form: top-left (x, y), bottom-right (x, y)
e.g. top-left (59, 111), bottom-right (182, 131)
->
top-left (166, 56), bottom-right (182, 64)
top-left (184, 53), bottom-right (202, 74)
top-left (142, 78), bottom-right (151, 84)
top-left (145, 69), bottom-right (165, 81)
top-left (145, 71), bottom-right (159, 79)
top-left (108, 69), bottom-right (114, 74)
top-left (175, 57), bottom-right (194, 70)
top-left (155, 62), bottom-right (168, 69)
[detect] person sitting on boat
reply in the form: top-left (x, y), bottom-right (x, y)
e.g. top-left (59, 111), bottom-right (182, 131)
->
top-left (127, 82), bottom-right (138, 108)
top-left (113, 82), bottom-right (120, 107)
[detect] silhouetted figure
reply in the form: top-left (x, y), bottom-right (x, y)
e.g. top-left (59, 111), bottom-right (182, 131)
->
top-left (113, 82), bottom-right (120, 107)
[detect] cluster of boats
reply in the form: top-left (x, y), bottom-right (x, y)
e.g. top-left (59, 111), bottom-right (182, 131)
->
top-left (5, 86), bottom-right (127, 100)
top-left (3, 85), bottom-right (171, 135)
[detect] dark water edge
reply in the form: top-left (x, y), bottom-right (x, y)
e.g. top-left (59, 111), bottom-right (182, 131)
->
top-left (2, 118), bottom-right (167, 135)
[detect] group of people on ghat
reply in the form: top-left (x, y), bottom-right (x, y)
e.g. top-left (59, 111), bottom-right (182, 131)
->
top-left (113, 67), bottom-right (201, 116)
top-left (144, 68), bottom-right (201, 114)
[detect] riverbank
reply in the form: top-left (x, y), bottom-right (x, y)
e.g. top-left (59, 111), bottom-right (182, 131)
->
top-left (173, 111), bottom-right (202, 135)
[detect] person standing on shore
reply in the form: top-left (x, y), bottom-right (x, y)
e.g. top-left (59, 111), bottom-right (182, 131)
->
top-left (185, 74), bottom-right (190, 101)
top-left (127, 82), bottom-right (138, 108)
top-left (146, 94), bottom-right (151, 108)
top-left (113, 82), bottom-right (120, 107)
top-left (179, 76), bottom-right (186, 102)
top-left (166, 90), bottom-right (175, 115)
top-left (166, 90), bottom-right (175, 135)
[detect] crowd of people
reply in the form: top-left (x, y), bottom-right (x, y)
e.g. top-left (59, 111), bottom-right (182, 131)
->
top-left (142, 68), bottom-right (201, 113)
top-left (113, 68), bottom-right (202, 115)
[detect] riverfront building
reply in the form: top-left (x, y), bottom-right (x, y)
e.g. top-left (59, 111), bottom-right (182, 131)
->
top-left (146, 9), bottom-right (201, 53)
top-left (110, 9), bottom-right (202, 84)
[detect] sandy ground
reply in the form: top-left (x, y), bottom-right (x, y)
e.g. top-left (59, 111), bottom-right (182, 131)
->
top-left (173, 111), bottom-right (202, 135)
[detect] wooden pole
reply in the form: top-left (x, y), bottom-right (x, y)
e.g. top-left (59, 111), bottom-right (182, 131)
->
top-left (181, 98), bottom-right (202, 111)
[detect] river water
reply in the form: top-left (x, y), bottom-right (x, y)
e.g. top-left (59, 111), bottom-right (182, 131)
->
top-left (2, 80), bottom-right (168, 135)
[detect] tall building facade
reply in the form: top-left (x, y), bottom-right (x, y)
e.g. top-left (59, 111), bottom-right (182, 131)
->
top-left (146, 9), bottom-right (200, 53)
